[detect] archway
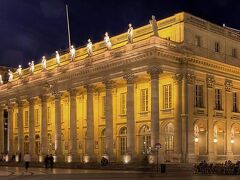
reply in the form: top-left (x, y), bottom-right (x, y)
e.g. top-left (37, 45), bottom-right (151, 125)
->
top-left (213, 122), bottom-right (225, 156)
top-left (231, 123), bottom-right (240, 155)
top-left (194, 120), bottom-right (207, 156)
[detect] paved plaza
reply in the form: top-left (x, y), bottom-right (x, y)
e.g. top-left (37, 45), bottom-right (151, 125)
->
top-left (0, 167), bottom-right (239, 180)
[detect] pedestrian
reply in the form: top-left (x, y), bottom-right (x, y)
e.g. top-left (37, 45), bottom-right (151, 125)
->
top-left (44, 155), bottom-right (49, 168)
top-left (49, 154), bottom-right (54, 169)
top-left (23, 152), bottom-right (31, 171)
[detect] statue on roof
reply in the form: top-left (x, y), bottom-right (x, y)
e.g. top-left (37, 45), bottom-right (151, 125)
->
top-left (28, 61), bottom-right (35, 74)
top-left (42, 56), bottom-right (47, 71)
top-left (104, 32), bottom-right (112, 50)
top-left (149, 15), bottom-right (159, 37)
top-left (127, 23), bottom-right (134, 43)
top-left (16, 65), bottom-right (22, 77)
top-left (8, 69), bottom-right (13, 82)
top-left (0, 75), bottom-right (3, 85)
top-left (86, 39), bottom-right (93, 56)
top-left (56, 51), bottom-right (60, 66)
top-left (70, 45), bottom-right (75, 61)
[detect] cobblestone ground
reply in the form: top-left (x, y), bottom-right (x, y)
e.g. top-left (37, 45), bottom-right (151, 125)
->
top-left (0, 166), bottom-right (239, 180)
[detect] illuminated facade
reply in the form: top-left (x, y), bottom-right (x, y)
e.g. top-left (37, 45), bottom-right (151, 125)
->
top-left (1, 12), bottom-right (240, 163)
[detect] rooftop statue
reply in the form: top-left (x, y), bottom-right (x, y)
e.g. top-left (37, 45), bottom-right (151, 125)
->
top-left (70, 45), bottom-right (75, 61)
top-left (42, 56), bottom-right (47, 71)
top-left (149, 15), bottom-right (159, 37)
top-left (56, 51), bottom-right (60, 66)
top-left (8, 69), bottom-right (13, 82)
top-left (0, 75), bottom-right (3, 85)
top-left (29, 61), bottom-right (35, 74)
top-left (127, 23), bottom-right (134, 43)
top-left (16, 65), bottom-right (22, 77)
top-left (86, 39), bottom-right (93, 56)
top-left (104, 32), bottom-right (112, 50)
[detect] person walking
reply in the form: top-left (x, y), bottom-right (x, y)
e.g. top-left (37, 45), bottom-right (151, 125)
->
top-left (49, 154), bottom-right (54, 169)
top-left (23, 152), bottom-right (31, 171)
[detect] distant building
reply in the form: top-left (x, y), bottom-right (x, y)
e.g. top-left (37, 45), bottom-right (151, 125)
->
top-left (0, 12), bottom-right (240, 164)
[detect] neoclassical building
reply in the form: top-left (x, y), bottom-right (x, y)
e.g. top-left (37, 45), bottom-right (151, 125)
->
top-left (0, 12), bottom-right (240, 164)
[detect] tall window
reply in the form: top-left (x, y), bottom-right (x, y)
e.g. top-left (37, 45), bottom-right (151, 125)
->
top-left (195, 85), bottom-right (204, 108)
top-left (233, 92), bottom-right (238, 112)
top-left (35, 135), bottom-right (40, 155)
top-left (119, 127), bottom-right (127, 155)
top-left (232, 48), bottom-right (237, 58)
top-left (102, 96), bottom-right (106, 117)
top-left (214, 42), bottom-right (220, 52)
top-left (24, 111), bottom-right (29, 127)
top-left (47, 107), bottom-right (51, 124)
top-left (215, 89), bottom-right (222, 110)
top-left (120, 93), bottom-right (126, 115)
top-left (24, 135), bottom-right (29, 153)
top-left (35, 109), bottom-right (39, 126)
top-left (140, 89), bottom-right (148, 112)
top-left (194, 35), bottom-right (201, 47)
top-left (163, 84), bottom-right (172, 109)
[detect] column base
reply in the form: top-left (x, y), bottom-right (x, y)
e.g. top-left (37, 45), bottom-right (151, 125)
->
top-left (173, 153), bottom-right (182, 163)
top-left (83, 153), bottom-right (97, 163)
top-left (54, 154), bottom-right (65, 162)
top-left (208, 152), bottom-right (216, 162)
top-left (227, 152), bottom-right (234, 161)
top-left (68, 153), bottom-right (80, 163)
top-left (187, 153), bottom-right (197, 163)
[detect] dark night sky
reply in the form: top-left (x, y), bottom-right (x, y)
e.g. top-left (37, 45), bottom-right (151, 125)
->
top-left (0, 0), bottom-right (238, 68)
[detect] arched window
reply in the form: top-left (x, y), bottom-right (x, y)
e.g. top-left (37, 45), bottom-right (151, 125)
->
top-left (24, 135), bottom-right (29, 154)
top-left (119, 127), bottom-right (127, 155)
top-left (138, 125), bottom-right (151, 154)
top-left (100, 128), bottom-right (106, 156)
top-left (35, 135), bottom-right (40, 155)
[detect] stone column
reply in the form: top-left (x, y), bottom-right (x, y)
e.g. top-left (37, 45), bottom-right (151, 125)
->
top-left (85, 85), bottom-right (95, 161)
top-left (7, 104), bottom-right (14, 158)
top-left (206, 75), bottom-right (215, 162)
top-left (69, 88), bottom-right (78, 161)
top-left (185, 73), bottom-right (196, 163)
top-left (123, 72), bottom-right (135, 157)
top-left (225, 80), bottom-right (233, 160)
top-left (40, 95), bottom-right (48, 157)
top-left (173, 74), bottom-right (182, 162)
top-left (54, 92), bottom-right (64, 161)
top-left (181, 75), bottom-right (187, 162)
top-left (147, 67), bottom-right (161, 147)
top-left (103, 80), bottom-right (114, 160)
top-left (0, 106), bottom-right (4, 154)
top-left (17, 100), bottom-right (24, 157)
top-left (28, 98), bottom-right (36, 160)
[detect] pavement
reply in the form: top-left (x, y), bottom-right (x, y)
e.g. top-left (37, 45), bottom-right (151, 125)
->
top-left (0, 166), bottom-right (240, 180)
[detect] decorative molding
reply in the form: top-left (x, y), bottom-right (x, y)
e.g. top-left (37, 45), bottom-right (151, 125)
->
top-left (103, 80), bottom-right (115, 89)
top-left (185, 73), bottom-right (195, 84)
top-left (69, 88), bottom-right (78, 97)
top-left (84, 84), bottom-right (94, 94)
top-left (225, 79), bottom-right (233, 92)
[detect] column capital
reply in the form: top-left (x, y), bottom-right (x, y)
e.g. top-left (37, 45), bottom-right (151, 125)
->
top-left (16, 99), bottom-right (24, 107)
top-left (147, 66), bottom-right (162, 79)
top-left (185, 73), bottom-right (195, 84)
top-left (225, 79), bottom-right (233, 92)
top-left (103, 80), bottom-right (115, 89)
top-left (40, 95), bottom-right (49, 103)
top-left (84, 84), bottom-right (94, 93)
top-left (69, 88), bottom-right (78, 97)
top-left (27, 97), bottom-right (37, 105)
top-left (53, 91), bottom-right (62, 100)
top-left (173, 73), bottom-right (183, 84)
top-left (123, 72), bottom-right (135, 84)
top-left (206, 75), bottom-right (215, 88)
